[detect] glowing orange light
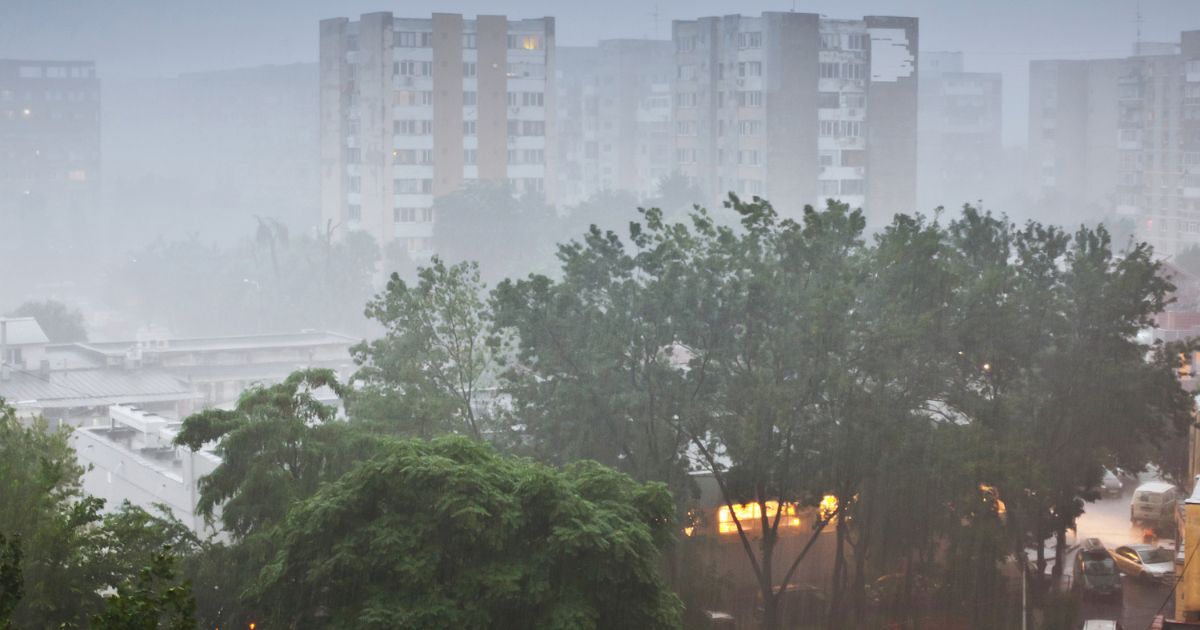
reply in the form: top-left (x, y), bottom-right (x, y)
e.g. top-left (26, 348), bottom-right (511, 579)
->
top-left (522, 36), bottom-right (538, 50)
top-left (819, 495), bottom-right (839, 521)
top-left (717, 501), bottom-right (801, 534)
top-left (979, 484), bottom-right (1007, 515)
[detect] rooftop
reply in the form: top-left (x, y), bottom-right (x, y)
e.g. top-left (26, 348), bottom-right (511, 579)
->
top-left (75, 330), bottom-right (359, 358)
top-left (0, 317), bottom-right (49, 346)
top-left (0, 368), bottom-right (196, 409)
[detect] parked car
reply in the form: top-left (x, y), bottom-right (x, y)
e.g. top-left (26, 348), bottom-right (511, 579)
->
top-left (1074, 538), bottom-right (1122, 600)
top-left (1130, 481), bottom-right (1180, 532)
top-left (1080, 620), bottom-right (1123, 630)
top-left (1110, 544), bottom-right (1174, 582)
top-left (698, 611), bottom-right (736, 629)
top-left (1101, 470), bottom-right (1123, 497)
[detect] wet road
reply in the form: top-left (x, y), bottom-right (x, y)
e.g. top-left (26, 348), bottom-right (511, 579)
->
top-left (1073, 477), bottom-right (1175, 629)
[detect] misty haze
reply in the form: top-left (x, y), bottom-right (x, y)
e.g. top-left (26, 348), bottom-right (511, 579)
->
top-left (5, 1), bottom-right (1200, 629)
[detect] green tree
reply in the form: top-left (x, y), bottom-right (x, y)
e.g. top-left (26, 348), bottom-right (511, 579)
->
top-left (92, 547), bottom-right (197, 630)
top-left (6, 299), bottom-right (88, 342)
top-left (173, 369), bottom-right (377, 538)
top-left (253, 436), bottom-right (682, 630)
top-left (0, 533), bottom-right (20, 630)
top-left (352, 258), bottom-right (500, 439)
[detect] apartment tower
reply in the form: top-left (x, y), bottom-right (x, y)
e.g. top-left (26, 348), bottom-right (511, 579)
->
top-left (1029, 32), bottom-right (1200, 256)
top-left (671, 13), bottom-right (918, 223)
top-left (320, 13), bottom-right (554, 256)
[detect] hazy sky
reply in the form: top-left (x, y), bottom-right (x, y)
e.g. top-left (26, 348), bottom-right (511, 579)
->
top-left (2, 0), bottom-right (1198, 145)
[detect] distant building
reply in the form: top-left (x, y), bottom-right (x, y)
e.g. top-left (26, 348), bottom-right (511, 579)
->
top-left (556, 40), bottom-right (674, 205)
top-left (1028, 31), bottom-right (1200, 256)
top-left (0, 59), bottom-right (100, 226)
top-left (917, 52), bottom-right (1003, 211)
top-left (73, 405), bottom-right (222, 535)
top-left (0, 319), bottom-right (356, 423)
top-left (670, 13), bottom-right (919, 223)
top-left (320, 12), bottom-right (556, 257)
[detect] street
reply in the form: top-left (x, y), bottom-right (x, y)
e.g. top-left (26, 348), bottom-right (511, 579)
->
top-left (1072, 475), bottom-right (1176, 629)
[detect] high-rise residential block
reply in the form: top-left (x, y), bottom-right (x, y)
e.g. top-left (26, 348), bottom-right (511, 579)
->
top-left (556, 40), bottom-right (674, 205)
top-left (320, 13), bottom-right (555, 256)
top-left (0, 59), bottom-right (100, 218)
top-left (671, 13), bottom-right (918, 222)
top-left (917, 52), bottom-right (1003, 211)
top-left (1029, 32), bottom-right (1200, 256)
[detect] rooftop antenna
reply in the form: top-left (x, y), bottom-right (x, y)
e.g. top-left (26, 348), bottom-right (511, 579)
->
top-left (1135, 0), bottom-right (1144, 52)
top-left (649, 2), bottom-right (661, 39)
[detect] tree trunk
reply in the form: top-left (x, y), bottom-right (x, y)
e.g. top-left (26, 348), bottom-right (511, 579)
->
top-left (761, 526), bottom-right (778, 630)
top-left (828, 516), bottom-right (849, 629)
top-left (1051, 524), bottom-right (1067, 591)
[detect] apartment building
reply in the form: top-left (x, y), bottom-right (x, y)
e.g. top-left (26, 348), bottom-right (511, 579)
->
top-left (1029, 32), bottom-right (1200, 256)
top-left (320, 13), bottom-right (555, 256)
top-left (0, 59), bottom-right (100, 219)
top-left (671, 13), bottom-right (918, 223)
top-left (918, 52), bottom-right (1003, 211)
top-left (556, 40), bottom-right (674, 205)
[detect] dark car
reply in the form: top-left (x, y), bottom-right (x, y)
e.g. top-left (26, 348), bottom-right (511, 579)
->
top-left (1075, 539), bottom-right (1122, 600)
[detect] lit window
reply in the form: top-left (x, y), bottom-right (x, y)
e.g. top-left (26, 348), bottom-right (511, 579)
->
top-left (716, 501), bottom-right (801, 534)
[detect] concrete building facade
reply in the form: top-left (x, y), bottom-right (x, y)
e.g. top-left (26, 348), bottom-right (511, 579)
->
top-left (320, 13), bottom-right (555, 256)
top-left (917, 52), bottom-right (1003, 211)
top-left (556, 40), bottom-right (674, 205)
top-left (670, 13), bottom-right (918, 223)
top-left (1029, 32), bottom-right (1200, 256)
top-left (0, 59), bottom-right (100, 223)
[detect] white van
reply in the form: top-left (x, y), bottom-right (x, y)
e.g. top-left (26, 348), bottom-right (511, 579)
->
top-left (1130, 481), bottom-right (1180, 530)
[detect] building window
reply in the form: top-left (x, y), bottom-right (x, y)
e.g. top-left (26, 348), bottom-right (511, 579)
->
top-left (394, 120), bottom-right (433, 135)
top-left (507, 34), bottom-right (542, 50)
top-left (738, 32), bottom-right (762, 49)
top-left (463, 120), bottom-right (476, 135)
top-left (463, 91), bottom-right (478, 106)
top-left (820, 63), bottom-right (839, 79)
top-left (738, 62), bottom-right (762, 78)
top-left (345, 148), bottom-right (361, 163)
top-left (675, 92), bottom-right (698, 108)
top-left (348, 176), bottom-right (361, 193)
top-left (464, 149), bottom-right (477, 164)
top-left (346, 35), bottom-right (359, 52)
top-left (395, 31), bottom-right (431, 48)
top-left (820, 33), bottom-right (841, 50)
top-left (819, 151), bottom-right (836, 167)
top-left (847, 33), bottom-right (869, 50)
top-left (348, 205), bottom-right (362, 221)
top-left (842, 63), bottom-right (865, 80)
top-left (678, 65), bottom-right (696, 81)
top-left (522, 92), bottom-right (544, 107)
top-left (463, 62), bottom-right (477, 77)
top-left (394, 178), bottom-right (433, 194)
top-left (738, 120), bottom-right (762, 136)
top-left (395, 60), bottom-right (432, 77)
top-left (522, 149), bottom-right (544, 163)
top-left (463, 33), bottom-right (476, 49)
top-left (676, 120), bottom-right (697, 136)
top-left (677, 36), bottom-right (696, 53)
top-left (820, 180), bottom-right (840, 195)
top-left (738, 91), bottom-right (763, 107)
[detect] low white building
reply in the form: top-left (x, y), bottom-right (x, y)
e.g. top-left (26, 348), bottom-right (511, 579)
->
top-left (72, 404), bottom-right (222, 535)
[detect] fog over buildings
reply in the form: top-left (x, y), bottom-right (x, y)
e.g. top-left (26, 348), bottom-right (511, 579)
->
top-left (3, 0), bottom-right (1200, 327)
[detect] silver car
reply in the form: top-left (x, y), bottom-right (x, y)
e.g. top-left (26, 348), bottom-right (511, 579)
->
top-left (1110, 544), bottom-right (1174, 582)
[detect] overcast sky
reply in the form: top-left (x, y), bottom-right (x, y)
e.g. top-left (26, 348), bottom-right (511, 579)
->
top-left (2, 0), bottom-right (1198, 145)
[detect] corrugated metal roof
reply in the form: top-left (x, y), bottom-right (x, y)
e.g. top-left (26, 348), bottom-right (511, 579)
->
top-left (0, 317), bottom-right (49, 345)
top-left (0, 368), bottom-right (195, 409)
